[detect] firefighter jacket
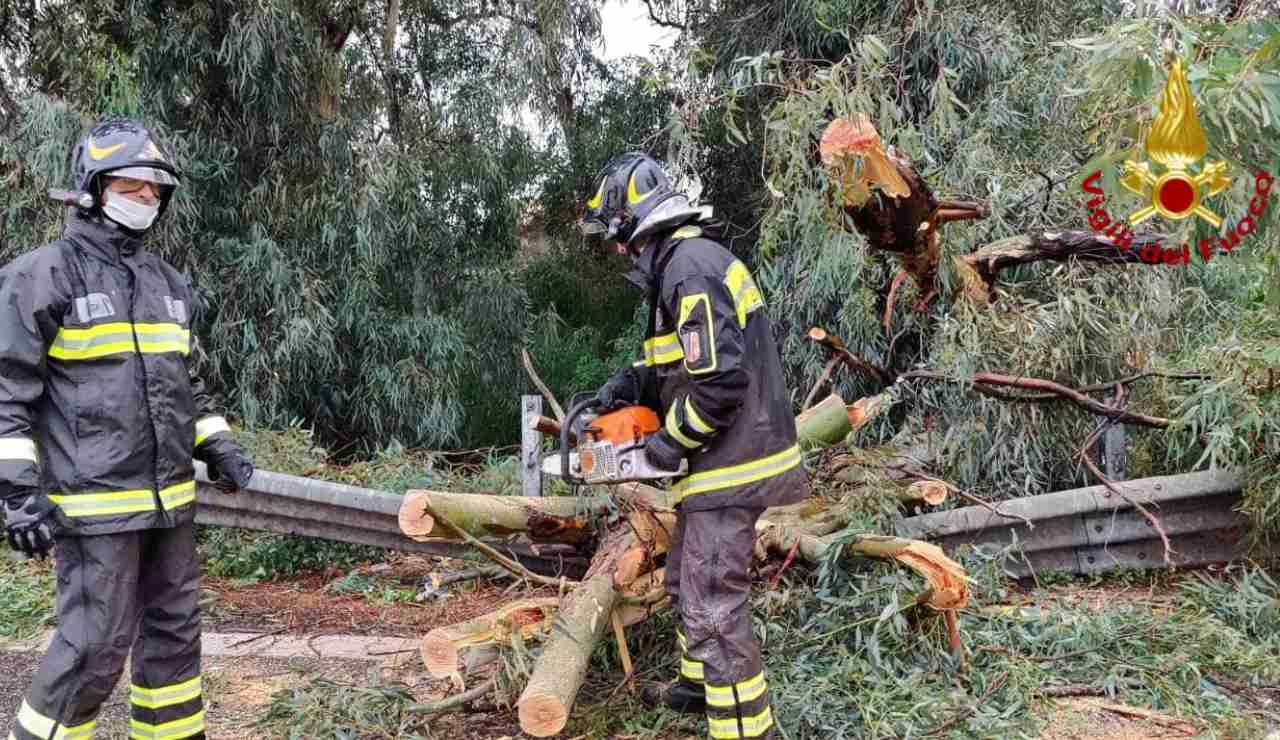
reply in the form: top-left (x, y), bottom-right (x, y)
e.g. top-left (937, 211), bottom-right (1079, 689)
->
top-left (627, 225), bottom-right (809, 512)
top-left (0, 215), bottom-right (239, 536)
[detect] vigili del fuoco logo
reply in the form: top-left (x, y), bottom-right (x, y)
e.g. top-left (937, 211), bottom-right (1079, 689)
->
top-left (1080, 57), bottom-right (1272, 265)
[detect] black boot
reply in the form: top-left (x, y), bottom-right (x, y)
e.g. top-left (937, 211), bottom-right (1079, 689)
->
top-left (639, 678), bottom-right (706, 714)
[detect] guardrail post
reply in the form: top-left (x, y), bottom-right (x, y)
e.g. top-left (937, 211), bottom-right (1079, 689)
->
top-left (521, 395), bottom-right (544, 497)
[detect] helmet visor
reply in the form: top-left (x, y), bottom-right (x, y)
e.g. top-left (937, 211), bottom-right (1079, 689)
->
top-left (107, 166), bottom-right (178, 187)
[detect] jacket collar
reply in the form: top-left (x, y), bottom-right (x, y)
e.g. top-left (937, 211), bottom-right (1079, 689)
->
top-left (624, 225), bottom-right (704, 291)
top-left (63, 212), bottom-right (145, 264)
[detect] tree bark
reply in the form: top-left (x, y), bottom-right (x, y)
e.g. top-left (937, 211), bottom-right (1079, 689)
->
top-left (421, 597), bottom-right (559, 678)
top-left (516, 523), bottom-right (636, 737)
top-left (754, 526), bottom-right (968, 610)
top-left (962, 230), bottom-right (1168, 288)
top-left (399, 490), bottom-right (600, 543)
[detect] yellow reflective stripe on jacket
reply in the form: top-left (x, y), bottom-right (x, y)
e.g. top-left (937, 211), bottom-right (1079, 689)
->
top-left (673, 444), bottom-right (802, 499)
top-left (132, 676), bottom-right (202, 709)
top-left (680, 656), bottom-right (705, 682)
top-left (49, 322), bottom-right (190, 361)
top-left (724, 261), bottom-right (765, 327)
top-left (683, 398), bottom-right (714, 434)
top-left (159, 481), bottom-right (196, 510)
top-left (0, 437), bottom-right (37, 462)
top-left (705, 672), bottom-right (767, 708)
top-left (50, 480), bottom-right (196, 518)
top-left (671, 225), bottom-right (703, 240)
top-left (16, 700), bottom-right (95, 740)
top-left (708, 706), bottom-right (773, 738)
top-left (643, 332), bottom-right (684, 366)
top-left (665, 404), bottom-right (701, 450)
top-left (194, 416), bottom-right (230, 447)
top-left (129, 709), bottom-right (205, 740)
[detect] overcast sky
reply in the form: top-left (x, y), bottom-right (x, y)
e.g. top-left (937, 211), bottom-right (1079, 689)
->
top-left (597, 0), bottom-right (679, 61)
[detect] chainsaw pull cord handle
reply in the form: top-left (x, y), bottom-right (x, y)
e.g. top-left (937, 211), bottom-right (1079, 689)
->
top-left (562, 397), bottom-right (603, 486)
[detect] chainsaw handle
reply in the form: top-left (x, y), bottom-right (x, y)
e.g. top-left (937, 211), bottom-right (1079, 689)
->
top-left (561, 396), bottom-right (603, 486)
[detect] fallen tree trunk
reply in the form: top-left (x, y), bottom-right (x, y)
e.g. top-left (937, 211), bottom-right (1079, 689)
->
top-left (422, 571), bottom-right (669, 679)
top-left (399, 491), bottom-right (600, 543)
top-left (516, 523), bottom-right (636, 737)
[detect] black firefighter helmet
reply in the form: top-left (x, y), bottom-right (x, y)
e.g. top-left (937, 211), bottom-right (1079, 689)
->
top-left (57, 118), bottom-right (180, 217)
top-left (579, 152), bottom-right (705, 251)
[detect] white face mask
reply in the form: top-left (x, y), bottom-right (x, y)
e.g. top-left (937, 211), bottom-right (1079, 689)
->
top-left (102, 191), bottom-right (160, 231)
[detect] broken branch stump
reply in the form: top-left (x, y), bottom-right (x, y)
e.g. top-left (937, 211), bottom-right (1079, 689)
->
top-left (421, 597), bottom-right (559, 678)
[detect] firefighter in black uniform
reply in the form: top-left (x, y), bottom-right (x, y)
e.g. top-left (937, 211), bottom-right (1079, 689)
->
top-left (580, 152), bottom-right (808, 740)
top-left (1, 118), bottom-right (253, 740)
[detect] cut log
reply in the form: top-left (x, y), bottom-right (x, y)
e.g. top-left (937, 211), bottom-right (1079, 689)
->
top-left (399, 490), bottom-right (599, 543)
top-left (904, 480), bottom-right (949, 506)
top-left (517, 522), bottom-right (637, 737)
top-left (754, 525), bottom-right (968, 610)
top-left (529, 414), bottom-right (572, 443)
top-left (420, 597), bottom-right (559, 678)
top-left (796, 394), bottom-right (852, 450)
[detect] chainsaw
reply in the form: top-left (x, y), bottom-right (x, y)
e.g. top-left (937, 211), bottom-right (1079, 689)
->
top-left (540, 397), bottom-right (688, 485)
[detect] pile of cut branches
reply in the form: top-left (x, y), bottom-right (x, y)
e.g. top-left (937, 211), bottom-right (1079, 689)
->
top-left (394, 391), bottom-right (968, 737)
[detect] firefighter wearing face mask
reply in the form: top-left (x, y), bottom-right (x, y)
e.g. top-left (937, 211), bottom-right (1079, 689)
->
top-left (580, 152), bottom-right (808, 740)
top-left (2, 118), bottom-right (253, 740)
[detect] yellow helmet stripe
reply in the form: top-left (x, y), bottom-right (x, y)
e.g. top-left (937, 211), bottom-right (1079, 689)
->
top-left (627, 173), bottom-right (656, 205)
top-left (586, 177), bottom-right (606, 210)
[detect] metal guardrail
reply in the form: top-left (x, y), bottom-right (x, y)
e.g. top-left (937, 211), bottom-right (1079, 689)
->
top-left (896, 469), bottom-right (1249, 577)
top-left (193, 463), bottom-right (466, 557)
top-left (193, 464), bottom-right (588, 576)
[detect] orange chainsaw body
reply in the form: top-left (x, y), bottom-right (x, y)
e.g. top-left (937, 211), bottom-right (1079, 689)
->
top-left (583, 405), bottom-right (661, 446)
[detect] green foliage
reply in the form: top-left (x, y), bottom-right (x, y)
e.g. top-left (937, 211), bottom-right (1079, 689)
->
top-left (0, 556), bottom-right (55, 644)
top-left (259, 674), bottom-right (426, 739)
top-left (249, 547), bottom-right (1280, 738)
top-left (199, 527), bottom-right (379, 582)
top-left (0, 0), bottom-right (672, 453)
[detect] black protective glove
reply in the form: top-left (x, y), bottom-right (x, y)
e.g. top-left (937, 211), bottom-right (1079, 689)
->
top-left (597, 366), bottom-right (646, 410)
top-left (4, 491), bottom-right (61, 559)
top-left (206, 450), bottom-right (254, 494)
top-left (644, 430), bottom-right (687, 473)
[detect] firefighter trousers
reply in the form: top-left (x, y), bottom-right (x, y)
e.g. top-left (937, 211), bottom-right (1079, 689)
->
top-left (665, 506), bottom-right (775, 739)
top-left (10, 523), bottom-right (205, 740)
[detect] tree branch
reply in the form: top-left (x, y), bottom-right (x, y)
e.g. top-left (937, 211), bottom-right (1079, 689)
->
top-left (807, 327), bottom-right (891, 385)
top-left (521, 349), bottom-right (566, 423)
top-left (639, 0), bottom-right (688, 30)
top-left (901, 371), bottom-right (1172, 428)
top-left (963, 230), bottom-right (1174, 286)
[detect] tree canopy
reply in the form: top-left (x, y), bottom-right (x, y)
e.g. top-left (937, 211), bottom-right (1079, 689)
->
top-left (1, 0), bottom-right (1276, 530)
